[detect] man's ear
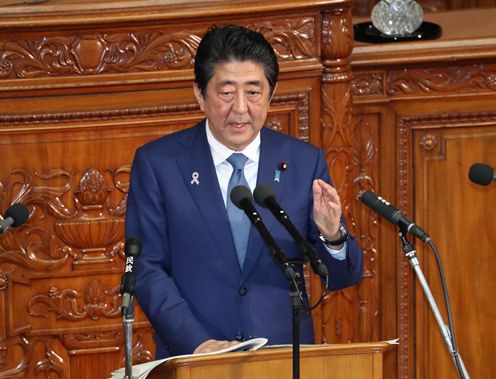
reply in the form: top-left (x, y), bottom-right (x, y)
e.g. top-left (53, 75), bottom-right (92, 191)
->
top-left (269, 83), bottom-right (278, 103)
top-left (193, 84), bottom-right (205, 112)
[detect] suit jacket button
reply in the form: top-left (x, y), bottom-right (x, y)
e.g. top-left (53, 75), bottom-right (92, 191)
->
top-left (239, 287), bottom-right (248, 296)
top-left (235, 331), bottom-right (244, 341)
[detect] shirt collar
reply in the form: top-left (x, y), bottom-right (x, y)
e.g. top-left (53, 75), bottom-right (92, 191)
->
top-left (205, 119), bottom-right (260, 166)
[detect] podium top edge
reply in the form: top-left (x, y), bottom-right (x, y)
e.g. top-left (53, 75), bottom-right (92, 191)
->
top-left (165, 341), bottom-right (393, 366)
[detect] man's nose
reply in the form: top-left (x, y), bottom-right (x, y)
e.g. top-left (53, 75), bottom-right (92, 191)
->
top-left (232, 93), bottom-right (248, 114)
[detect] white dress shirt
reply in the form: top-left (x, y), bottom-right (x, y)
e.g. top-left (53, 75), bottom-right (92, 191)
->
top-left (205, 121), bottom-right (346, 260)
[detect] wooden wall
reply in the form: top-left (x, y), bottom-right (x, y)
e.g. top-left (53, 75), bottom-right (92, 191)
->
top-left (3, 1), bottom-right (493, 378)
top-left (351, 8), bottom-right (496, 379)
top-left (0, 1), bottom-right (369, 378)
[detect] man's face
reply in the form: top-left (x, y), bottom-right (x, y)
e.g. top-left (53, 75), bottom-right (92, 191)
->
top-left (194, 60), bottom-right (274, 151)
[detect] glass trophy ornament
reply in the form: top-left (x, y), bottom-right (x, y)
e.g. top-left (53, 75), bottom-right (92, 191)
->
top-left (371, 0), bottom-right (423, 36)
top-left (354, 0), bottom-right (441, 43)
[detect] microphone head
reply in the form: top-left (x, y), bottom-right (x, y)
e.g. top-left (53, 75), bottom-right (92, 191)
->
top-left (468, 163), bottom-right (494, 186)
top-left (359, 190), bottom-right (379, 207)
top-left (359, 190), bottom-right (400, 225)
top-left (4, 203), bottom-right (29, 227)
top-left (230, 185), bottom-right (253, 208)
top-left (253, 183), bottom-right (276, 208)
top-left (125, 237), bottom-right (142, 258)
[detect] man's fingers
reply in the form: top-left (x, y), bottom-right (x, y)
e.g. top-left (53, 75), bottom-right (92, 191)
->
top-left (313, 179), bottom-right (341, 208)
top-left (194, 339), bottom-right (240, 354)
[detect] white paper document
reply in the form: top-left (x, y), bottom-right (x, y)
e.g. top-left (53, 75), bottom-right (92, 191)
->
top-left (108, 337), bottom-right (268, 379)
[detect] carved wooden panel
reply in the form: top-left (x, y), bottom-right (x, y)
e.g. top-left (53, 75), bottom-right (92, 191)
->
top-left (0, 1), bottom-right (359, 377)
top-left (0, 17), bottom-right (317, 81)
top-left (401, 112), bottom-right (496, 379)
top-left (317, 109), bottom-right (381, 344)
top-left (0, 88), bottom-right (349, 378)
top-left (308, 6), bottom-right (372, 345)
top-left (388, 62), bottom-right (496, 97)
top-left (351, 10), bottom-right (496, 375)
top-left (352, 72), bottom-right (386, 98)
top-left (0, 119), bottom-right (168, 378)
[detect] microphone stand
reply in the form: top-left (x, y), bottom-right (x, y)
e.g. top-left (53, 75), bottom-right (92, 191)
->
top-left (122, 300), bottom-right (135, 379)
top-left (397, 227), bottom-right (470, 379)
top-left (269, 247), bottom-right (303, 379)
top-left (231, 187), bottom-right (305, 379)
top-left (287, 261), bottom-right (306, 379)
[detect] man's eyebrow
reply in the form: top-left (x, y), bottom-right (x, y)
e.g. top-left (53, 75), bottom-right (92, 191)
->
top-left (244, 80), bottom-right (263, 87)
top-left (219, 79), bottom-right (235, 86)
top-left (218, 79), bottom-right (263, 87)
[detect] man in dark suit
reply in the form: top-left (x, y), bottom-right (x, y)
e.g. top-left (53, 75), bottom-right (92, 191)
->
top-left (125, 25), bottom-right (363, 358)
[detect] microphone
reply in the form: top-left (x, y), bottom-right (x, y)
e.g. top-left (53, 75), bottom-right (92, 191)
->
top-left (0, 203), bottom-right (29, 234)
top-left (230, 185), bottom-right (295, 280)
top-left (468, 163), bottom-right (496, 186)
top-left (253, 184), bottom-right (328, 278)
top-left (359, 190), bottom-right (429, 241)
top-left (120, 237), bottom-right (142, 315)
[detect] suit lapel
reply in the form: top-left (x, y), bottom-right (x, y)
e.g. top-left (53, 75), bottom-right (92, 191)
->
top-left (176, 122), bottom-right (242, 275)
top-left (241, 127), bottom-right (288, 281)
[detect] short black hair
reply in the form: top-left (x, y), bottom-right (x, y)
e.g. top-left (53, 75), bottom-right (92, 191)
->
top-left (194, 25), bottom-right (279, 98)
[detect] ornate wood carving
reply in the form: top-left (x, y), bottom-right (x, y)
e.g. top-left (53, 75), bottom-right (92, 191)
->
top-left (265, 118), bottom-right (283, 132)
top-left (129, 328), bottom-right (155, 363)
top-left (0, 174), bottom-right (69, 272)
top-left (419, 134), bottom-right (440, 151)
top-left (0, 335), bottom-right (31, 377)
top-left (296, 93), bottom-right (310, 141)
top-left (0, 17), bottom-right (316, 80)
top-left (61, 328), bottom-right (154, 361)
top-left (267, 93), bottom-right (309, 141)
top-left (352, 73), bottom-right (385, 97)
top-left (0, 104), bottom-right (202, 126)
top-left (320, 6), bottom-right (354, 223)
top-left (247, 18), bottom-right (316, 60)
top-left (399, 111), bottom-right (496, 127)
top-left (28, 280), bottom-right (121, 321)
top-left (0, 93), bottom-right (306, 129)
top-left (0, 1), bottom-right (355, 377)
top-left (61, 331), bottom-right (121, 349)
top-left (396, 115), bottom-right (415, 379)
top-left (396, 110), bottom-right (496, 379)
top-left (318, 6), bottom-right (361, 343)
top-left (0, 31), bottom-right (202, 78)
top-left (0, 167), bottom-right (128, 271)
top-left (388, 63), bottom-right (496, 97)
top-left (0, 274), bottom-right (7, 290)
top-left (350, 9), bottom-right (496, 378)
top-left (34, 337), bottom-right (69, 379)
top-left (350, 115), bottom-right (380, 342)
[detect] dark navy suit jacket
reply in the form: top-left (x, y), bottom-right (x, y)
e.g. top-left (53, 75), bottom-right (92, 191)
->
top-left (125, 120), bottom-right (363, 358)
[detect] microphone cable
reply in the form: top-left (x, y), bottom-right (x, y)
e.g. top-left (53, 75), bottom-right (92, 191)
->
top-left (426, 238), bottom-right (466, 378)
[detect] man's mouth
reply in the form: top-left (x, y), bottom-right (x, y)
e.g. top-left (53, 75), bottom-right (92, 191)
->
top-left (229, 122), bottom-right (249, 129)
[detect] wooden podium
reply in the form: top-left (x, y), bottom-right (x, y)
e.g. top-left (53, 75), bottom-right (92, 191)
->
top-left (147, 342), bottom-right (391, 379)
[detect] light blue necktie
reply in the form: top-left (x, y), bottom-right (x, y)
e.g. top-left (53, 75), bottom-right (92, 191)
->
top-left (226, 153), bottom-right (250, 269)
